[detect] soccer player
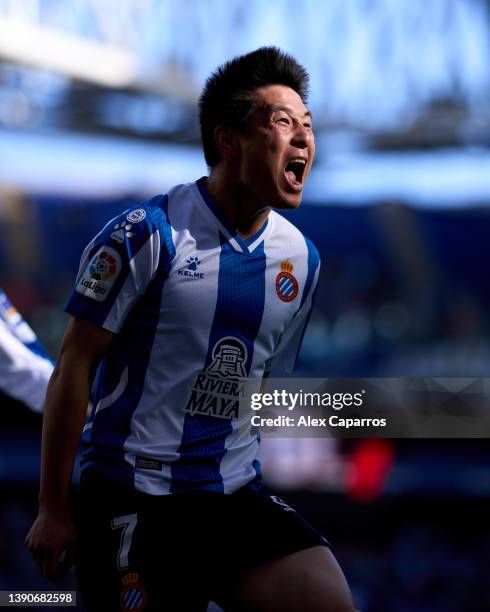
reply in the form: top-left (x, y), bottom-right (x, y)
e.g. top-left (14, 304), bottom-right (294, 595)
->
top-left (26, 48), bottom-right (356, 611)
top-left (0, 286), bottom-right (53, 413)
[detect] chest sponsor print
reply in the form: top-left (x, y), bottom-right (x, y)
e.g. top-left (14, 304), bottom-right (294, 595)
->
top-left (185, 337), bottom-right (248, 420)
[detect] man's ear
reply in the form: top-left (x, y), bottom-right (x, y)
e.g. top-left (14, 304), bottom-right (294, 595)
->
top-left (213, 126), bottom-right (241, 160)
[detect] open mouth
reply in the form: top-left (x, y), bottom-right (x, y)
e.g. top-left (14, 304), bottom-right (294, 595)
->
top-left (284, 157), bottom-right (307, 189)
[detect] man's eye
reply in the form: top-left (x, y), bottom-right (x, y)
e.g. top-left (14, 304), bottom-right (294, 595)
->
top-left (277, 117), bottom-right (290, 125)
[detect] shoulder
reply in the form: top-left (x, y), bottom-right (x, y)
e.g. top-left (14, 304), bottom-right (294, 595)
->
top-left (112, 185), bottom-right (191, 244)
top-left (140, 181), bottom-right (202, 227)
top-left (123, 194), bottom-right (169, 232)
top-left (118, 181), bottom-right (195, 228)
top-left (83, 192), bottom-right (180, 269)
top-left (269, 211), bottom-right (320, 267)
top-left (303, 235), bottom-right (321, 269)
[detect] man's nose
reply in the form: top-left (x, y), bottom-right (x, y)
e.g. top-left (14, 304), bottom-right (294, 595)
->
top-left (291, 123), bottom-right (311, 149)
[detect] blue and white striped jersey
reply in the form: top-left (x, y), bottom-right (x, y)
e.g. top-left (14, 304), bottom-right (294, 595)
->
top-left (66, 178), bottom-right (320, 494)
top-left (0, 288), bottom-right (54, 413)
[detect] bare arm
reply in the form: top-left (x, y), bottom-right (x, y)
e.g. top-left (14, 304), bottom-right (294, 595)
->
top-left (25, 317), bottom-right (113, 579)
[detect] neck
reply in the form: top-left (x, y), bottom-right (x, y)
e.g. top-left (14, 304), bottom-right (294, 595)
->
top-left (206, 166), bottom-right (271, 240)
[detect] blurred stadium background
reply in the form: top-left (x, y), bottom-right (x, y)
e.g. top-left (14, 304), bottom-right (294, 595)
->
top-left (1, 1), bottom-right (490, 610)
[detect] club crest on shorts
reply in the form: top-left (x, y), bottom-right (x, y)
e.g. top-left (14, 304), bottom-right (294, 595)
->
top-left (120, 572), bottom-right (147, 612)
top-left (76, 246), bottom-right (121, 302)
top-left (276, 260), bottom-right (299, 302)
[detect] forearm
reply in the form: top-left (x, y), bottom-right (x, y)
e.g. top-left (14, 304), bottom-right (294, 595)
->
top-left (26, 318), bottom-right (113, 579)
top-left (38, 359), bottom-right (90, 510)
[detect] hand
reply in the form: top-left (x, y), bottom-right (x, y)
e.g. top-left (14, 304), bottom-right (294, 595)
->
top-left (25, 507), bottom-right (78, 580)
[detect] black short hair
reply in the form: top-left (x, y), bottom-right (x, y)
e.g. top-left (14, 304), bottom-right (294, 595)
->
top-left (199, 46), bottom-right (310, 167)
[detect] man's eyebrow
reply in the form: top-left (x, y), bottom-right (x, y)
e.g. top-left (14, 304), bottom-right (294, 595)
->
top-left (269, 105), bottom-right (313, 120)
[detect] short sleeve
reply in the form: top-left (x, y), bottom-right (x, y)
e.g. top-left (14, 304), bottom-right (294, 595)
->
top-left (266, 239), bottom-right (320, 374)
top-left (65, 199), bottom-right (171, 333)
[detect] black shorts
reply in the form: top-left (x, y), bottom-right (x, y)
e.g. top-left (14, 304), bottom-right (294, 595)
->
top-left (75, 470), bottom-right (330, 612)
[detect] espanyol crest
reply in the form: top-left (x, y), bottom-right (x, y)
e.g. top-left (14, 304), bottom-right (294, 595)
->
top-left (119, 572), bottom-right (147, 612)
top-left (276, 260), bottom-right (299, 302)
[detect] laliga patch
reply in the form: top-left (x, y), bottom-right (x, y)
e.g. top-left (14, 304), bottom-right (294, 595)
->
top-left (76, 246), bottom-right (122, 302)
top-left (120, 572), bottom-right (147, 612)
top-left (126, 208), bottom-right (146, 224)
top-left (276, 260), bottom-right (299, 302)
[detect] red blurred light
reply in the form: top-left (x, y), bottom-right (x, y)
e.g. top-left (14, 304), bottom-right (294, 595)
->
top-left (345, 439), bottom-right (394, 502)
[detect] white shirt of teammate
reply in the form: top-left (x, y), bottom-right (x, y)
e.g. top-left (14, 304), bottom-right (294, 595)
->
top-left (0, 288), bottom-right (53, 413)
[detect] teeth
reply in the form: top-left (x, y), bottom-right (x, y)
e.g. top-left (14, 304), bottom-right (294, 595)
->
top-left (289, 158), bottom-right (306, 165)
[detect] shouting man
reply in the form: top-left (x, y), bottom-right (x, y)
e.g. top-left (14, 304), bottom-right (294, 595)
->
top-left (27, 47), bottom-right (355, 612)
